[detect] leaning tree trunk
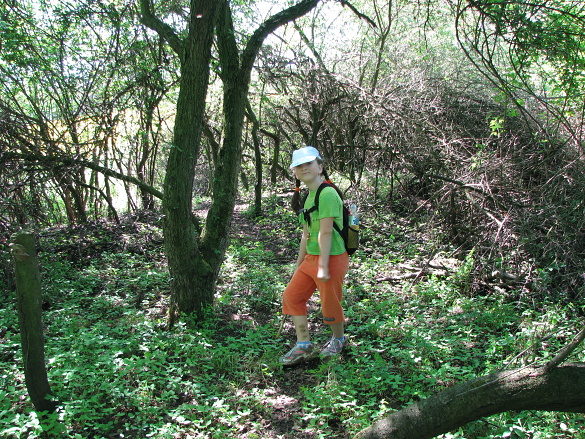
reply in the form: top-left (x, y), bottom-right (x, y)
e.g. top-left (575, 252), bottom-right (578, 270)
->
top-left (194, 0), bottom-right (249, 301)
top-left (10, 232), bottom-right (57, 414)
top-left (197, 0), bottom-right (323, 294)
top-left (354, 363), bottom-right (585, 439)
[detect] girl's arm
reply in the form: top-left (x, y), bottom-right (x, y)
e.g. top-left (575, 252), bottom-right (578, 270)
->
top-left (295, 224), bottom-right (309, 269)
top-left (317, 217), bottom-right (334, 281)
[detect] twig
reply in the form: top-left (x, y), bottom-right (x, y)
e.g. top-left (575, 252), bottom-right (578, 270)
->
top-left (276, 314), bottom-right (287, 337)
top-left (336, 0), bottom-right (377, 28)
top-left (544, 325), bottom-right (585, 372)
top-left (376, 267), bottom-right (448, 282)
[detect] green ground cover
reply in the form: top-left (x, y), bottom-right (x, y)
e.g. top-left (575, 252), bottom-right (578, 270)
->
top-left (1, 196), bottom-right (584, 438)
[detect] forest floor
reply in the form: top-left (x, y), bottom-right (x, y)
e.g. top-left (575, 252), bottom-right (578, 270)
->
top-left (2, 194), bottom-right (585, 438)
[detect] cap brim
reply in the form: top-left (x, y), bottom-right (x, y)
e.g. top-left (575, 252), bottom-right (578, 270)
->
top-left (290, 156), bottom-right (318, 168)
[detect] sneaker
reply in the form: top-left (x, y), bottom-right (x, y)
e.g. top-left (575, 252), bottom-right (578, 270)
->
top-left (320, 337), bottom-right (346, 359)
top-left (279, 343), bottom-right (316, 366)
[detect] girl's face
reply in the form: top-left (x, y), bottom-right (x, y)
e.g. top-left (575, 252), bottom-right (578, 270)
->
top-left (294, 159), bottom-right (323, 184)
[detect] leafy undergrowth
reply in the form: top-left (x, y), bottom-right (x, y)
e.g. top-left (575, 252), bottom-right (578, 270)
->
top-left (1, 196), bottom-right (584, 439)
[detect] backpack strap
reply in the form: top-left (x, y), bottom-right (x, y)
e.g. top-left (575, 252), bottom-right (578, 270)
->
top-left (302, 183), bottom-right (343, 235)
top-left (306, 182), bottom-right (329, 213)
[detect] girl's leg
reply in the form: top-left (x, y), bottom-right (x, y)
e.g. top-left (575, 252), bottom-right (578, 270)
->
top-left (279, 315), bottom-right (316, 366)
top-left (279, 262), bottom-right (318, 365)
top-left (282, 263), bottom-right (316, 320)
top-left (330, 321), bottom-right (344, 339)
top-left (316, 253), bottom-right (349, 358)
top-left (316, 253), bottom-right (349, 327)
top-left (292, 315), bottom-right (310, 342)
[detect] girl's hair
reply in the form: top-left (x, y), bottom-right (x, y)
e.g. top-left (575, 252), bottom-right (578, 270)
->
top-left (291, 158), bottom-right (343, 214)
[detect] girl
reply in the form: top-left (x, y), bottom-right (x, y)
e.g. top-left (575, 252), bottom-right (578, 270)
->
top-left (279, 146), bottom-right (350, 366)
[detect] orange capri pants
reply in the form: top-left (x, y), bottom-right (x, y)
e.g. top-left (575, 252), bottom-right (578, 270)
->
top-left (282, 253), bottom-right (349, 325)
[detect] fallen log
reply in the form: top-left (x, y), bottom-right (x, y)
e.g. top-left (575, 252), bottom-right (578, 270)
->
top-left (353, 363), bottom-right (585, 439)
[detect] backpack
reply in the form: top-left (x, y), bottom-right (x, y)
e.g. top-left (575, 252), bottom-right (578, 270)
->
top-left (302, 182), bottom-right (360, 256)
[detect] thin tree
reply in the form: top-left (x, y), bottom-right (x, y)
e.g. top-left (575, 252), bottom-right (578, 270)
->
top-left (11, 232), bottom-right (58, 414)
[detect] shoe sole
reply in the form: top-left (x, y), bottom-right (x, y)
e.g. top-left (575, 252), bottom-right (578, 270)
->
top-left (279, 352), bottom-right (317, 367)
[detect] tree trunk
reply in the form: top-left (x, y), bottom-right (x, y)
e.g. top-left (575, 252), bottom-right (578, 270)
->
top-left (197, 0), bottom-right (322, 300)
top-left (260, 128), bottom-right (280, 184)
top-left (10, 232), bottom-right (57, 413)
top-left (161, 0), bottom-right (218, 320)
top-left (354, 363), bottom-right (585, 439)
top-left (196, 1), bottom-right (247, 297)
top-left (246, 100), bottom-right (263, 216)
top-left (140, 0), bottom-right (322, 322)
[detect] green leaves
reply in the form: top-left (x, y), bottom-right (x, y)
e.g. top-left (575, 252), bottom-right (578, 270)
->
top-left (2, 203), bottom-right (585, 438)
top-left (0, 2), bottom-right (38, 69)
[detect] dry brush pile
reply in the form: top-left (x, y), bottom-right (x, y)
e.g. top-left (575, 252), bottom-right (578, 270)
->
top-left (273, 67), bottom-right (585, 307)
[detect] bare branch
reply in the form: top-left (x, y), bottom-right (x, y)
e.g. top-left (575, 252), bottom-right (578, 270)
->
top-left (336, 0), bottom-right (377, 28)
top-left (139, 0), bottom-right (184, 58)
top-left (1, 151), bottom-right (164, 200)
top-left (544, 325), bottom-right (585, 372)
top-left (241, 0), bottom-right (322, 73)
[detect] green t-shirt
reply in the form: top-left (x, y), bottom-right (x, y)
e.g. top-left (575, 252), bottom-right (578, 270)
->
top-left (301, 186), bottom-right (346, 255)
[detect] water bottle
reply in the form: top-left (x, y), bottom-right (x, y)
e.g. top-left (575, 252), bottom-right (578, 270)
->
top-left (349, 204), bottom-right (359, 227)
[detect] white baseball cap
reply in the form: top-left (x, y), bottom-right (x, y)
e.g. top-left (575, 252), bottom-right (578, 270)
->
top-left (290, 146), bottom-right (321, 168)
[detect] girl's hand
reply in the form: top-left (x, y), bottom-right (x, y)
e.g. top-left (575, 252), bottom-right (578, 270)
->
top-left (317, 266), bottom-right (330, 281)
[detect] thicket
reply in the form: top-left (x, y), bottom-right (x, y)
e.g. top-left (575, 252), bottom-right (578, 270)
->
top-left (4, 67), bottom-right (584, 307)
top-left (258, 68), bottom-right (585, 307)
